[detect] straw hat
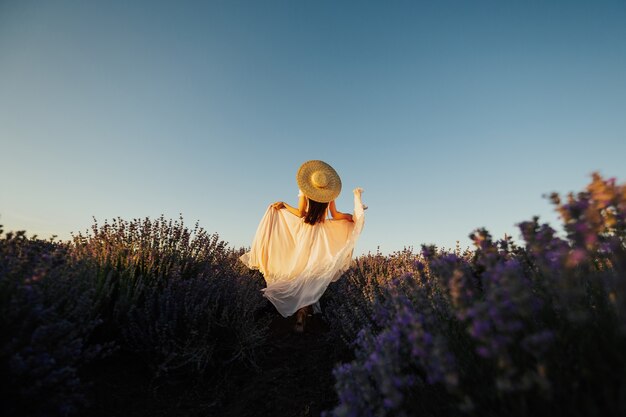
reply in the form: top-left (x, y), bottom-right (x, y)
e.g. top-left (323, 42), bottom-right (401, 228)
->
top-left (296, 160), bottom-right (342, 203)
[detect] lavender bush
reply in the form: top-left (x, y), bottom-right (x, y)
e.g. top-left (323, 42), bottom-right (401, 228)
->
top-left (324, 173), bottom-right (626, 417)
top-left (0, 229), bottom-right (114, 417)
top-left (2, 215), bottom-right (272, 416)
top-left (69, 215), bottom-right (271, 378)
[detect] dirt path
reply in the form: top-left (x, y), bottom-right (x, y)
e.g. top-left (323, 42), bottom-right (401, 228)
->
top-left (84, 311), bottom-right (353, 417)
top-left (215, 311), bottom-right (352, 417)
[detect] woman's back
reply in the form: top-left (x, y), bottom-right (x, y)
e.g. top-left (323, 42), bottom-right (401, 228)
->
top-left (240, 187), bottom-right (365, 317)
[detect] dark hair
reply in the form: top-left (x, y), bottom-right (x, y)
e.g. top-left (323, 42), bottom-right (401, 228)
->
top-left (304, 199), bottom-right (329, 225)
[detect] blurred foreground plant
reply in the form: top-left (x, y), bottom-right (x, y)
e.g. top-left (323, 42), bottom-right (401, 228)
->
top-left (324, 173), bottom-right (626, 417)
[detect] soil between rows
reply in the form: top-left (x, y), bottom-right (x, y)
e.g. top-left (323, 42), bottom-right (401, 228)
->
top-left (83, 310), bottom-right (354, 417)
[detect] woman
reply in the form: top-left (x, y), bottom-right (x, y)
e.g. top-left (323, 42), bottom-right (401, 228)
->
top-left (240, 160), bottom-right (366, 332)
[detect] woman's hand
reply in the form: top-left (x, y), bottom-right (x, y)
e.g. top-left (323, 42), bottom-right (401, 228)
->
top-left (271, 201), bottom-right (285, 210)
top-left (353, 187), bottom-right (367, 210)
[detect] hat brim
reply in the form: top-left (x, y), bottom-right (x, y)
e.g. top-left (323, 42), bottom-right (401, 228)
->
top-left (296, 160), bottom-right (342, 203)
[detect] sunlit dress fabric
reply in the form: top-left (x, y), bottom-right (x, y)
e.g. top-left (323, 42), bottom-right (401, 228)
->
top-left (240, 189), bottom-right (365, 318)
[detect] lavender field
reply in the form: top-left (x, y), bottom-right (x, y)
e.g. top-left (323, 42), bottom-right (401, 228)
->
top-left (2, 173), bottom-right (625, 417)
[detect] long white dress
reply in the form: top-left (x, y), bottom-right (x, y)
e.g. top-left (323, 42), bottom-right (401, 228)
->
top-left (240, 188), bottom-right (366, 317)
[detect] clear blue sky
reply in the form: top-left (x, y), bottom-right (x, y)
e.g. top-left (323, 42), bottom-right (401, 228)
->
top-left (1, 0), bottom-right (625, 255)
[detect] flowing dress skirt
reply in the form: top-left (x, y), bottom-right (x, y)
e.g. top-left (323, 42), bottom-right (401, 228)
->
top-left (240, 190), bottom-right (365, 317)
